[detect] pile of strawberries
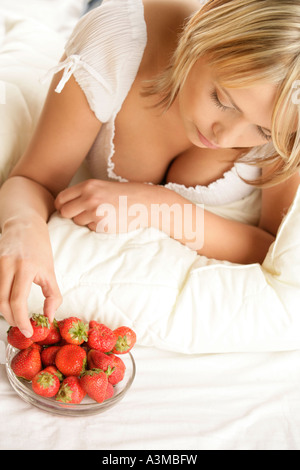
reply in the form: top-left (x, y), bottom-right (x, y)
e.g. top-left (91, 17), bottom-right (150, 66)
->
top-left (7, 314), bottom-right (136, 405)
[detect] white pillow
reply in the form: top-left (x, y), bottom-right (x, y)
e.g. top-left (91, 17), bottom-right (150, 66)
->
top-left (0, 10), bottom-right (66, 184)
top-left (0, 0), bottom-right (87, 37)
top-left (1, 7), bottom-right (300, 355)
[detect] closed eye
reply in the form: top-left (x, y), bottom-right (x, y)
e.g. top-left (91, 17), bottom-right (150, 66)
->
top-left (257, 126), bottom-right (272, 142)
top-left (211, 88), bottom-right (272, 142)
top-left (210, 89), bottom-right (231, 112)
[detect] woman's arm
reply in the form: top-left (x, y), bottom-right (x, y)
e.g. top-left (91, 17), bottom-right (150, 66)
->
top-left (258, 169), bottom-right (300, 236)
top-left (9, 70), bottom-right (102, 195)
top-left (0, 69), bottom-right (102, 335)
top-left (55, 169), bottom-right (300, 265)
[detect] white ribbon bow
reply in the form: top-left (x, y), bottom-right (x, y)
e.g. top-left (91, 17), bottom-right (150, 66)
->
top-left (41, 54), bottom-right (113, 94)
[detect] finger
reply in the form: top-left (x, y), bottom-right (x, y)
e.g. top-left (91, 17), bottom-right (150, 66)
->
top-left (0, 260), bottom-right (18, 326)
top-left (39, 277), bottom-right (62, 322)
top-left (87, 222), bottom-right (98, 232)
top-left (9, 269), bottom-right (34, 337)
top-left (72, 211), bottom-right (95, 227)
top-left (55, 184), bottom-right (83, 210)
top-left (0, 301), bottom-right (16, 326)
top-left (57, 197), bottom-right (88, 220)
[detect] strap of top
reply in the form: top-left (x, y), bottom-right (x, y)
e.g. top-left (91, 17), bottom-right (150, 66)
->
top-left (44, 54), bottom-right (113, 94)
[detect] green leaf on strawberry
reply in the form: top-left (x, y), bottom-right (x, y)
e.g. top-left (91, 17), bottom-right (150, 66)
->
top-left (111, 326), bottom-right (136, 354)
top-left (59, 317), bottom-right (88, 345)
top-left (56, 376), bottom-right (86, 404)
top-left (30, 314), bottom-right (51, 342)
top-left (32, 371), bottom-right (60, 397)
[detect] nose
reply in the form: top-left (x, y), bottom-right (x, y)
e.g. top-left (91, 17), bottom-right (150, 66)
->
top-left (212, 117), bottom-right (247, 148)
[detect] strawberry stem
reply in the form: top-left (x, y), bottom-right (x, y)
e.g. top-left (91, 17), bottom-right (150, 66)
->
top-left (56, 384), bottom-right (73, 403)
top-left (69, 320), bottom-right (88, 343)
top-left (32, 313), bottom-right (50, 329)
top-left (37, 372), bottom-right (56, 388)
top-left (114, 335), bottom-right (130, 353)
top-left (81, 368), bottom-right (103, 377)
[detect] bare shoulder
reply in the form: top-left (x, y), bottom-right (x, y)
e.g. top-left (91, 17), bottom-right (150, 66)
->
top-left (143, 0), bottom-right (201, 22)
top-left (142, 0), bottom-right (200, 35)
top-left (140, 0), bottom-right (201, 73)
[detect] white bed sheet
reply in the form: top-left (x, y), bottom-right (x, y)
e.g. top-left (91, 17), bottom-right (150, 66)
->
top-left (1, 0), bottom-right (300, 451)
top-left (1, 317), bottom-right (300, 450)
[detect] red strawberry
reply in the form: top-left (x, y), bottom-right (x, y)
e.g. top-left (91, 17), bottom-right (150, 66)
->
top-left (41, 345), bottom-right (61, 367)
top-left (59, 317), bottom-right (88, 345)
top-left (31, 343), bottom-right (43, 352)
top-left (7, 326), bottom-right (33, 350)
top-left (37, 319), bottom-right (61, 345)
top-left (32, 371), bottom-right (60, 397)
top-left (105, 382), bottom-right (114, 400)
top-left (80, 369), bottom-right (108, 403)
top-left (87, 350), bottom-right (125, 385)
top-left (87, 321), bottom-right (116, 352)
top-left (55, 344), bottom-right (87, 377)
top-left (107, 354), bottom-right (126, 385)
top-left (87, 349), bottom-right (112, 370)
top-left (56, 376), bottom-right (86, 404)
top-left (11, 347), bottom-right (42, 381)
top-left (111, 326), bottom-right (136, 354)
top-left (43, 366), bottom-right (64, 382)
top-left (29, 314), bottom-right (51, 342)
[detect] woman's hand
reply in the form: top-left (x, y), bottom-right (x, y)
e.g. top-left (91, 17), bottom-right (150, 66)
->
top-left (0, 216), bottom-right (62, 337)
top-left (55, 179), bottom-right (156, 233)
top-left (54, 179), bottom-right (205, 250)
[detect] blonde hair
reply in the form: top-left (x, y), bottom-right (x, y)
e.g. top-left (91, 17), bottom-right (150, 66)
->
top-left (143, 0), bottom-right (300, 187)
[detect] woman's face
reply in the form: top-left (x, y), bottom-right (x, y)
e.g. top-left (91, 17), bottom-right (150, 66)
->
top-left (177, 57), bottom-right (278, 150)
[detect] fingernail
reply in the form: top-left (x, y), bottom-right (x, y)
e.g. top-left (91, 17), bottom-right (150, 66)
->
top-left (20, 329), bottom-right (32, 338)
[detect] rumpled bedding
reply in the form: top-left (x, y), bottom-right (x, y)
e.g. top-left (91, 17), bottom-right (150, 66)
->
top-left (27, 188), bottom-right (300, 355)
top-left (0, 0), bottom-right (300, 450)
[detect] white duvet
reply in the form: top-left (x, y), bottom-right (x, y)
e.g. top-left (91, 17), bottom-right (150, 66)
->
top-left (0, 2), bottom-right (299, 355)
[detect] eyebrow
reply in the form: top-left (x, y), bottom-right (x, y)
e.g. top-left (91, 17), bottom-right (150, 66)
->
top-left (220, 86), bottom-right (272, 134)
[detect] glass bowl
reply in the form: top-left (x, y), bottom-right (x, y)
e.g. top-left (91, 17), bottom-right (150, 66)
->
top-left (5, 344), bottom-right (135, 417)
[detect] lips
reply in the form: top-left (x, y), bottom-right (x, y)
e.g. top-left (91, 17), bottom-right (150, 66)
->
top-left (197, 129), bottom-right (220, 149)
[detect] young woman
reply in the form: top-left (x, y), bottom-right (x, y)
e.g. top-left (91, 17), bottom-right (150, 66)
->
top-left (0, 0), bottom-right (299, 336)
